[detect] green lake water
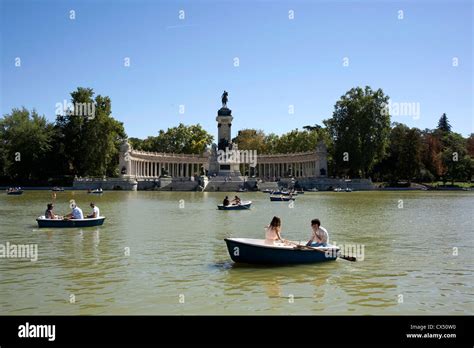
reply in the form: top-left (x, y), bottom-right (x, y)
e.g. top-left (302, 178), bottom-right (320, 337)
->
top-left (0, 190), bottom-right (472, 315)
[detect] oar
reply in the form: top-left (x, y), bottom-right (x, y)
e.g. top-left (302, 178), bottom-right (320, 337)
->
top-left (288, 241), bottom-right (357, 262)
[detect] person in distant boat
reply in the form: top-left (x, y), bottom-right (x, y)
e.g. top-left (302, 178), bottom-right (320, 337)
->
top-left (231, 196), bottom-right (241, 205)
top-left (45, 203), bottom-right (59, 219)
top-left (65, 202), bottom-right (84, 220)
top-left (265, 216), bottom-right (286, 244)
top-left (86, 202), bottom-right (100, 218)
top-left (306, 218), bottom-right (329, 247)
top-left (223, 196), bottom-right (230, 206)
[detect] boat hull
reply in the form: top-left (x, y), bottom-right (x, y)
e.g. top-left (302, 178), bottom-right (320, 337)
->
top-left (218, 201), bottom-right (252, 210)
top-left (36, 217), bottom-right (106, 228)
top-left (270, 196), bottom-right (295, 201)
top-left (224, 238), bottom-right (338, 265)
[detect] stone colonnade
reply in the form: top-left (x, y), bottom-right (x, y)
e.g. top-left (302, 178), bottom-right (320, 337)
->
top-left (240, 151), bottom-right (324, 179)
top-left (128, 150), bottom-right (209, 178)
top-left (122, 149), bottom-right (327, 179)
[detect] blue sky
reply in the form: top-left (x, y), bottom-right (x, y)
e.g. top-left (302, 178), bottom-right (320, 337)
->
top-left (1, 0), bottom-right (472, 139)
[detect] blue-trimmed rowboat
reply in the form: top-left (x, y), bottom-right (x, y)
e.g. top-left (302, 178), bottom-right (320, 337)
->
top-left (218, 200), bottom-right (252, 210)
top-left (7, 190), bottom-right (23, 195)
top-left (270, 195), bottom-right (295, 201)
top-left (36, 216), bottom-right (106, 228)
top-left (224, 238), bottom-right (339, 265)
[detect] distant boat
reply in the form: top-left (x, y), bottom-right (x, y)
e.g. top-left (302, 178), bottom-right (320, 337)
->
top-left (270, 195), bottom-right (295, 202)
top-left (261, 189), bottom-right (273, 193)
top-left (334, 188), bottom-right (342, 192)
top-left (88, 188), bottom-right (103, 194)
top-left (36, 216), bottom-right (106, 228)
top-left (224, 238), bottom-right (339, 265)
top-left (51, 187), bottom-right (64, 192)
top-left (217, 201), bottom-right (252, 210)
top-left (270, 190), bottom-right (297, 196)
top-left (6, 188), bottom-right (23, 195)
top-left (237, 187), bottom-right (247, 192)
top-left (345, 188), bottom-right (353, 192)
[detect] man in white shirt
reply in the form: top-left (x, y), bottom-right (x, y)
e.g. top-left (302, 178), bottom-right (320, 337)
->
top-left (65, 203), bottom-right (84, 220)
top-left (306, 218), bottom-right (329, 247)
top-left (87, 202), bottom-right (100, 218)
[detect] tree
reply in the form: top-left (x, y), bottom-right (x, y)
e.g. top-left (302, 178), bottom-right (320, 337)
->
top-left (272, 129), bottom-right (320, 154)
top-left (466, 133), bottom-right (474, 158)
top-left (390, 124), bottom-right (422, 183)
top-left (0, 108), bottom-right (55, 182)
top-left (82, 95), bottom-right (127, 177)
top-left (441, 132), bottom-right (469, 184)
top-left (324, 86), bottom-right (391, 177)
top-left (55, 87), bottom-right (126, 177)
top-left (264, 133), bottom-right (280, 154)
top-left (128, 137), bottom-right (144, 151)
top-left (421, 130), bottom-right (445, 180)
top-left (232, 129), bottom-right (267, 153)
top-left (136, 123), bottom-right (213, 154)
top-left (437, 113), bottom-right (451, 133)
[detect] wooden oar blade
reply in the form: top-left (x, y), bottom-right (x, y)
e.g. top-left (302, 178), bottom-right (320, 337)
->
top-left (339, 253), bottom-right (357, 262)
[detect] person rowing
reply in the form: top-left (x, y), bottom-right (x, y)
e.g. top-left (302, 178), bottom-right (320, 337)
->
top-left (306, 218), bottom-right (329, 247)
top-left (223, 196), bottom-right (230, 207)
top-left (64, 202), bottom-right (84, 220)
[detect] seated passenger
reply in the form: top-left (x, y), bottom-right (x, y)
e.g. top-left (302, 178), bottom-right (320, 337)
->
top-left (264, 216), bottom-right (286, 244)
top-left (232, 196), bottom-right (241, 205)
top-left (44, 203), bottom-right (58, 219)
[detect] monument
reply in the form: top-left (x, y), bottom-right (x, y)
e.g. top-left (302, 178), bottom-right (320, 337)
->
top-left (107, 90), bottom-right (351, 191)
top-left (208, 91), bottom-right (243, 177)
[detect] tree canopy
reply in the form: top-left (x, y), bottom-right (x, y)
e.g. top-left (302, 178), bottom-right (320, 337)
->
top-left (324, 86), bottom-right (391, 177)
top-left (129, 123), bottom-right (213, 154)
top-left (0, 108), bottom-right (55, 181)
top-left (1, 86), bottom-right (472, 186)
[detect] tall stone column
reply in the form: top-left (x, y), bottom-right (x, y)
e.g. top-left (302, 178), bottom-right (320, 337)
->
top-left (315, 141), bottom-right (328, 177)
top-left (119, 141), bottom-right (132, 178)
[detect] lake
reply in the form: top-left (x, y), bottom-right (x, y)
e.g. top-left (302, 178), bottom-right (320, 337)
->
top-left (0, 190), bottom-right (472, 315)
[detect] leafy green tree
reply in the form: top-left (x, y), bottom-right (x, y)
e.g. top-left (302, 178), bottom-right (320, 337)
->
top-left (272, 129), bottom-right (319, 154)
top-left (420, 130), bottom-right (445, 181)
top-left (325, 86), bottom-right (391, 177)
top-left (83, 95), bottom-right (126, 177)
top-left (128, 137), bottom-right (145, 150)
top-left (0, 108), bottom-right (55, 181)
top-left (55, 87), bottom-right (126, 177)
top-left (232, 129), bottom-right (267, 153)
top-left (388, 124), bottom-right (422, 183)
top-left (136, 123), bottom-right (213, 154)
top-left (466, 133), bottom-right (474, 158)
top-left (441, 132), bottom-right (469, 184)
